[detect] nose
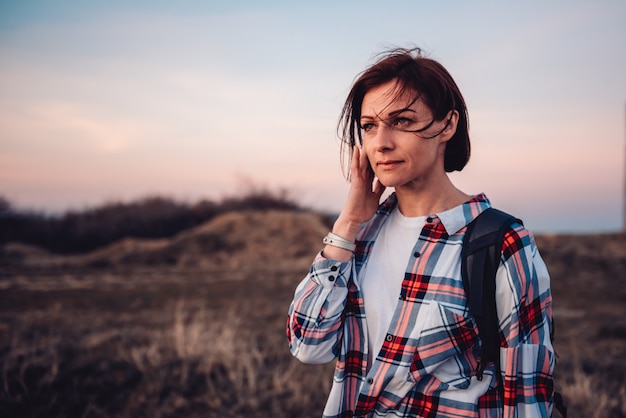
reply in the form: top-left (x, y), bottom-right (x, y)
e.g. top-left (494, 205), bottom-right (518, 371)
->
top-left (371, 124), bottom-right (395, 152)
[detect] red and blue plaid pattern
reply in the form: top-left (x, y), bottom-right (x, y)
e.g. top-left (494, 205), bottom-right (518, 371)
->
top-left (287, 194), bottom-right (554, 417)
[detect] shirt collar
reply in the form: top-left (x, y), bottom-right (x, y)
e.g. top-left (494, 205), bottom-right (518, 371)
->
top-left (437, 193), bottom-right (491, 235)
top-left (377, 192), bottom-right (492, 236)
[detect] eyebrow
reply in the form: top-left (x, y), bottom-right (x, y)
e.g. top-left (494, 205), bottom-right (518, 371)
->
top-left (360, 107), bottom-right (416, 121)
top-left (388, 107), bottom-right (416, 117)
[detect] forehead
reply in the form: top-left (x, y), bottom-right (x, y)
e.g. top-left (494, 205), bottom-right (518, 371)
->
top-left (361, 80), bottom-right (427, 116)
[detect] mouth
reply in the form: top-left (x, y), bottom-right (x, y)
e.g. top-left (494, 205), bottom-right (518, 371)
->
top-left (376, 160), bottom-right (403, 170)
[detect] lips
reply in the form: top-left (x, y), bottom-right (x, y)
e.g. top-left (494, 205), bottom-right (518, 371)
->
top-left (376, 160), bottom-right (403, 170)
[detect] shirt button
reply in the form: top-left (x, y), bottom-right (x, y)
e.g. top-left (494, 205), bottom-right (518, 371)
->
top-left (330, 265), bottom-right (338, 272)
top-left (414, 251), bottom-right (420, 258)
top-left (328, 276), bottom-right (335, 282)
top-left (426, 216), bottom-right (433, 223)
top-left (367, 378), bottom-right (373, 384)
top-left (385, 334), bottom-right (393, 342)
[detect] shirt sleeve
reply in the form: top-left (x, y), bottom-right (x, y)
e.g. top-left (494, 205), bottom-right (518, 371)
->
top-left (496, 224), bottom-right (555, 417)
top-left (286, 251), bottom-right (352, 364)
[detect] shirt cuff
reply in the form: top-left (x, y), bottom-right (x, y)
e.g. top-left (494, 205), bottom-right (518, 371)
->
top-left (309, 250), bottom-right (351, 288)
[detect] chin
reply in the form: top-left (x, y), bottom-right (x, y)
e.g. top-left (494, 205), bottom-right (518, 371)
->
top-left (376, 175), bottom-right (404, 189)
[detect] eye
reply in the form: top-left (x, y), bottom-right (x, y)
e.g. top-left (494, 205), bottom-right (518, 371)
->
top-left (393, 117), bottom-right (413, 129)
top-left (360, 122), bottom-right (376, 133)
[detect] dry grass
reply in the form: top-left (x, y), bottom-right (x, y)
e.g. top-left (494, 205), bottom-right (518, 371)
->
top-left (1, 211), bottom-right (625, 417)
top-left (0, 268), bottom-right (335, 417)
top-left (559, 351), bottom-right (624, 418)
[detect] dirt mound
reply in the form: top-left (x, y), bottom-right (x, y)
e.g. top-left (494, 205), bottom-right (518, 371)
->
top-left (106, 209), bottom-right (330, 269)
top-left (0, 242), bottom-right (52, 262)
top-left (0, 210), bottom-right (330, 271)
top-left (167, 209), bottom-right (329, 268)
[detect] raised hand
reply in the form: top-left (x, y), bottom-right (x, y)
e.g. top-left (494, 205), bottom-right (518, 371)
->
top-left (342, 146), bottom-right (386, 228)
top-left (323, 147), bottom-right (386, 261)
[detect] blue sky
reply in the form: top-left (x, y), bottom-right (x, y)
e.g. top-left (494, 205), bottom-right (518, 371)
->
top-left (1, 0), bottom-right (625, 233)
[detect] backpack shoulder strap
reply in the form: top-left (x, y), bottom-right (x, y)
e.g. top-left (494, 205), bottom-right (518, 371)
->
top-left (461, 207), bottom-right (520, 380)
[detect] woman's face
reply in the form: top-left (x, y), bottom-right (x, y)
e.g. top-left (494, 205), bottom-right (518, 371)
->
top-left (360, 80), bottom-right (455, 191)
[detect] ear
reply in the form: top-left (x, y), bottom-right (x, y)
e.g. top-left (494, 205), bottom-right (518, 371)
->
top-left (439, 110), bottom-right (459, 143)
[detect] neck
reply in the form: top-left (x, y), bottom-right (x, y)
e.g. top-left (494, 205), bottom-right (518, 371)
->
top-left (394, 175), bottom-right (470, 217)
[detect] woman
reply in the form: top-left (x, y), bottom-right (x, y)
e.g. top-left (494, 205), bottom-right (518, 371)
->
top-left (286, 48), bottom-right (554, 417)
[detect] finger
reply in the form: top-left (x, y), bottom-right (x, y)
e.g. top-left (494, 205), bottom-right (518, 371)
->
top-left (352, 146), bottom-right (370, 181)
top-left (358, 147), bottom-right (374, 181)
top-left (359, 145), bottom-right (369, 169)
top-left (351, 146), bottom-right (361, 173)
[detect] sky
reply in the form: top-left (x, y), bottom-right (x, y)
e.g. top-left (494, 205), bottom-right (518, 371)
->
top-left (1, 0), bottom-right (625, 233)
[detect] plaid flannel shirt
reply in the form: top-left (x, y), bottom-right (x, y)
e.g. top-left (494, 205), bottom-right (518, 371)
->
top-left (287, 193), bottom-right (555, 417)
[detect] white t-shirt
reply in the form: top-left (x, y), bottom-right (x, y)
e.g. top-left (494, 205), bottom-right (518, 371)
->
top-left (360, 206), bottom-right (427, 367)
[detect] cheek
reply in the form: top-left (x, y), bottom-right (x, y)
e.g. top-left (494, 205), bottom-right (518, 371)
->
top-left (363, 146), bottom-right (375, 166)
top-left (363, 153), bottom-right (381, 177)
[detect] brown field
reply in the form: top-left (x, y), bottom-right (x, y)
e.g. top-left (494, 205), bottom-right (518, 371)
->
top-left (1, 209), bottom-right (625, 417)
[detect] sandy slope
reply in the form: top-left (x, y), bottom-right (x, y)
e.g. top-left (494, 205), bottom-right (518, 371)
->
top-left (0, 209), bottom-right (329, 271)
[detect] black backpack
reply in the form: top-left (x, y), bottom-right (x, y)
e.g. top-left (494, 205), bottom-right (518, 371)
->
top-left (461, 208), bottom-right (567, 417)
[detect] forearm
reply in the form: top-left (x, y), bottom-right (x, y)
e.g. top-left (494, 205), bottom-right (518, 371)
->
top-left (287, 255), bottom-right (352, 364)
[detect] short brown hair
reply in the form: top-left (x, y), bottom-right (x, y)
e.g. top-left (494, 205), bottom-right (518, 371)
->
top-left (338, 47), bottom-right (470, 175)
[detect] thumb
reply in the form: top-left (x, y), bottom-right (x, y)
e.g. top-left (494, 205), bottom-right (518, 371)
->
top-left (372, 178), bottom-right (386, 199)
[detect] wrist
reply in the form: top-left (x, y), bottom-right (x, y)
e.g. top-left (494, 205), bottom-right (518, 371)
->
top-left (322, 232), bottom-right (356, 252)
top-left (332, 216), bottom-right (362, 241)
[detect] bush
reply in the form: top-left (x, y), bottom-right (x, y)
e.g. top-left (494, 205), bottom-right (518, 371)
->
top-left (0, 189), bottom-right (302, 254)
